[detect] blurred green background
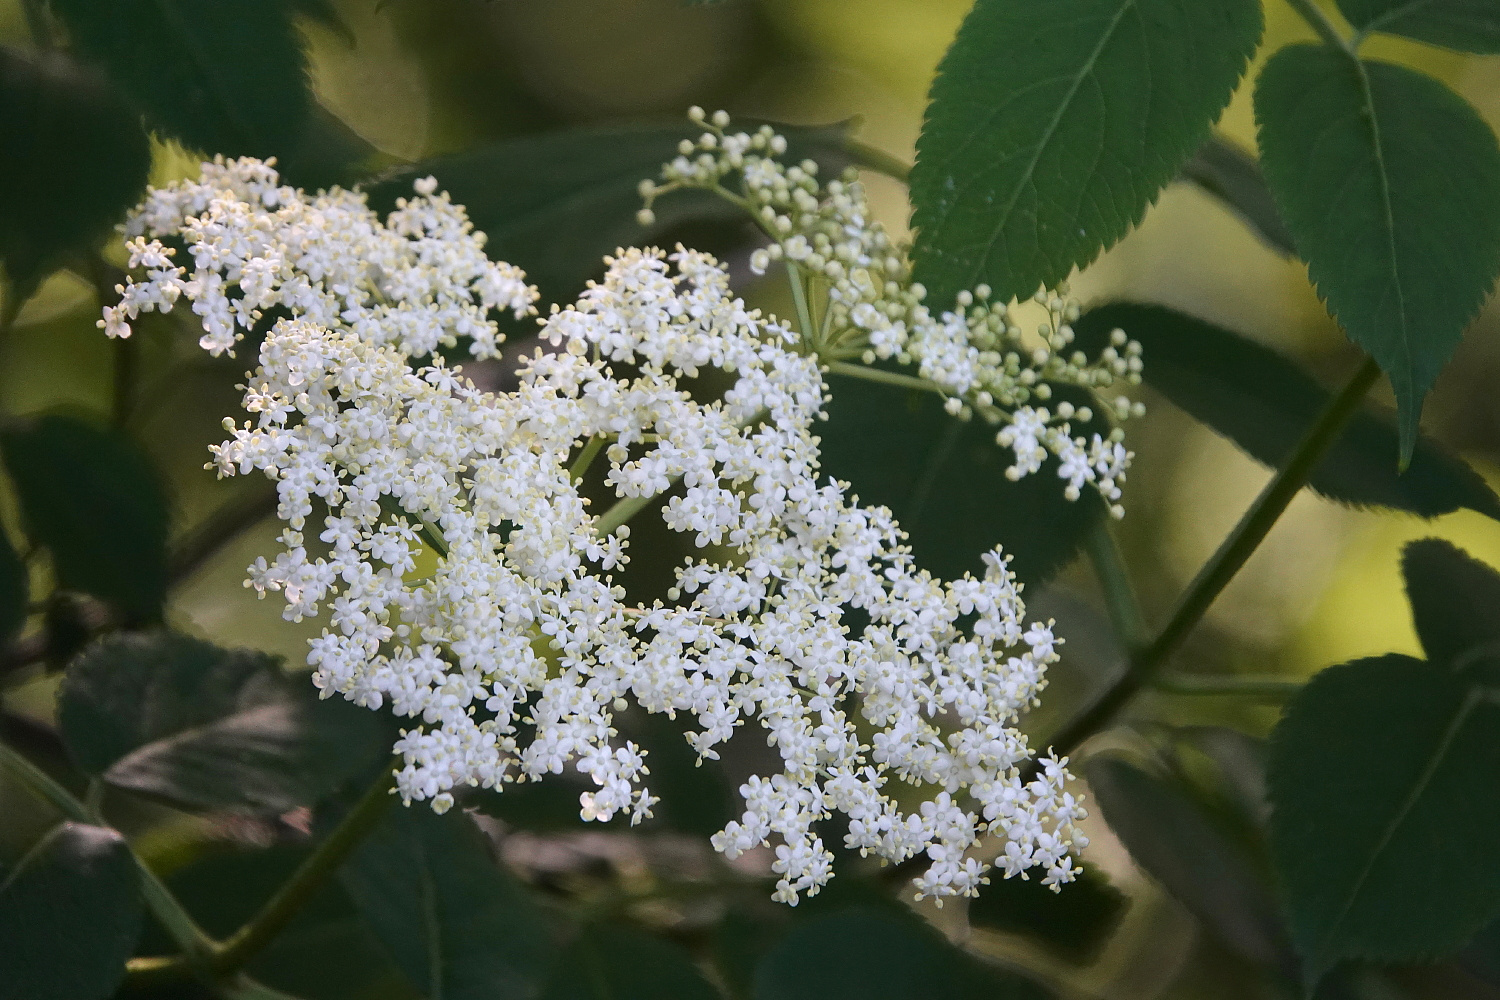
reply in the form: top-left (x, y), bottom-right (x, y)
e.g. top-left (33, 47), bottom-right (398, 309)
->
top-left (4, 2), bottom-right (1500, 997)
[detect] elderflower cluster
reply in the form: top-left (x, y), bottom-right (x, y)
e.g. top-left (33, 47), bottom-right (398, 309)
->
top-left (104, 155), bottom-right (1093, 905)
top-left (641, 109), bottom-right (1142, 515)
top-left (101, 156), bottom-right (536, 358)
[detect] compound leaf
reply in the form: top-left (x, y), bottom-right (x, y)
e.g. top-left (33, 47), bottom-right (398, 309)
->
top-left (50, 0), bottom-right (311, 159)
top-left (1337, 0), bottom-right (1500, 54)
top-left (911, 0), bottom-right (1262, 309)
top-left (1, 414), bottom-right (169, 623)
top-left (1268, 654), bottom-right (1500, 980)
top-left (59, 631), bottom-right (390, 812)
top-left (0, 823), bottom-right (141, 1000)
top-left (1401, 539), bottom-right (1500, 674)
top-left (1254, 47), bottom-right (1500, 462)
top-left (1072, 303), bottom-right (1500, 520)
top-left (342, 807), bottom-right (556, 1000)
top-left (0, 46), bottom-right (150, 311)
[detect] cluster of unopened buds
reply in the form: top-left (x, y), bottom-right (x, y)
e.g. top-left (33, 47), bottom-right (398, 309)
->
top-left (641, 107), bottom-right (1142, 515)
top-left (98, 109), bottom-right (1144, 904)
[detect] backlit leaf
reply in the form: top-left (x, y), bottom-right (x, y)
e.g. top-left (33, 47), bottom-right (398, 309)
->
top-left (1268, 654), bottom-right (1500, 979)
top-left (1254, 47), bottom-right (1500, 461)
top-left (911, 0), bottom-right (1262, 309)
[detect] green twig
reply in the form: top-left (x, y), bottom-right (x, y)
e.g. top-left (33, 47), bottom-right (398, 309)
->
top-left (1054, 356), bottom-right (1381, 755)
top-left (823, 360), bottom-right (948, 397)
top-left (1152, 672), bottom-right (1303, 700)
top-left (168, 484), bottom-right (279, 586)
top-left (1286, 0), bottom-right (1355, 53)
top-left (845, 140), bottom-right (912, 184)
top-left (786, 261), bottom-right (818, 347)
top-left (377, 494), bottom-right (448, 557)
top-left (569, 435), bottom-right (607, 483)
top-left (1081, 517), bottom-right (1150, 654)
top-left (0, 740), bottom-right (215, 958)
top-left (210, 762), bottom-right (398, 975)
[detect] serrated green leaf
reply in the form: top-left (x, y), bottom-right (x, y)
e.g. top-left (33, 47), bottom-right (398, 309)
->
top-left (1, 414), bottom-right (169, 622)
top-left (1085, 757), bottom-right (1291, 972)
top-left (966, 865), bottom-right (1127, 961)
top-left (1254, 47), bottom-right (1500, 462)
top-left (819, 371), bottom-right (1104, 586)
top-left (0, 823), bottom-right (142, 1000)
top-left (341, 807), bottom-right (556, 1000)
top-left (542, 925), bottom-right (720, 1000)
top-left (1072, 303), bottom-right (1500, 520)
top-left (49, 0), bottom-right (310, 160)
top-left (0, 526), bottom-right (25, 646)
top-left (1268, 654), bottom-right (1500, 979)
top-left (0, 46), bottom-right (151, 312)
top-left (1178, 135), bottom-right (1295, 257)
top-left (364, 121), bottom-right (856, 305)
top-left (59, 631), bottom-right (391, 812)
top-left (1401, 539), bottom-right (1500, 673)
top-left (1338, 0), bottom-right (1500, 54)
top-left (752, 905), bottom-right (1050, 1000)
top-left (910, 0), bottom-right (1262, 310)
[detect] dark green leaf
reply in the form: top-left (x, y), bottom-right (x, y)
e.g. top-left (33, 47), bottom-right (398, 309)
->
top-left (103, 696), bottom-right (392, 813)
top-left (1178, 135), bottom-right (1295, 257)
top-left (1268, 654), bottom-right (1500, 979)
top-left (819, 371), bottom-right (1104, 586)
top-left (49, 0), bottom-right (310, 159)
top-left (59, 631), bottom-right (391, 812)
top-left (364, 121), bottom-right (856, 304)
top-left (342, 807), bottom-right (556, 1000)
top-left (967, 865), bottom-right (1127, 961)
top-left (1254, 47), bottom-right (1500, 461)
top-left (1402, 539), bottom-right (1500, 673)
top-left (752, 905), bottom-right (1050, 1000)
top-left (59, 632), bottom-right (285, 774)
top-left (0, 823), bottom-right (141, 1000)
top-left (1, 414), bottom-right (169, 622)
top-left (1337, 0), bottom-right (1500, 54)
top-left (1071, 303), bottom-right (1500, 520)
top-left (143, 841), bottom-right (417, 999)
top-left (0, 46), bottom-right (151, 313)
top-left (0, 526), bottom-right (24, 646)
top-left (542, 925), bottom-right (720, 1000)
top-left (910, 0), bottom-right (1262, 309)
top-left (1085, 757), bottom-right (1291, 972)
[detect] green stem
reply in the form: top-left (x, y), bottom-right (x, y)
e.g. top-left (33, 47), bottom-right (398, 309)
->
top-left (0, 740), bottom-right (215, 958)
top-left (377, 494), bottom-right (448, 557)
top-left (1053, 356), bottom-right (1381, 755)
top-left (212, 762), bottom-right (398, 975)
top-left (1152, 672), bottom-right (1303, 700)
top-left (112, 334), bottom-right (138, 429)
top-left (823, 360), bottom-right (948, 398)
top-left (1081, 517), bottom-right (1149, 654)
top-left (169, 483), bottom-right (278, 586)
top-left (786, 261), bottom-right (818, 347)
top-left (569, 435), bottom-right (607, 483)
top-left (1286, 0), bottom-right (1355, 53)
top-left (844, 140), bottom-right (912, 184)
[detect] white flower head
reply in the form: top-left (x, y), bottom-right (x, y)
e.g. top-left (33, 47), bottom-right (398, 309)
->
top-left (108, 154), bottom-right (1093, 904)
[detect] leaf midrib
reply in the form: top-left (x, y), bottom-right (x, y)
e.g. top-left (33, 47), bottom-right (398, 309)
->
top-left (960, 0), bottom-right (1140, 291)
top-left (1351, 56), bottom-right (1414, 400)
top-left (1317, 686), bottom-right (1481, 960)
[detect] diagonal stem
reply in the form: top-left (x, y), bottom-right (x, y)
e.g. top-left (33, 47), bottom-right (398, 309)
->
top-left (1057, 356), bottom-right (1381, 756)
top-left (210, 761), bottom-right (399, 975)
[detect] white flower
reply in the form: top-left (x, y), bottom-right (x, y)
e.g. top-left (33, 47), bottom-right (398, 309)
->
top-left (100, 156), bottom-right (536, 358)
top-left (106, 154), bottom-right (1093, 905)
